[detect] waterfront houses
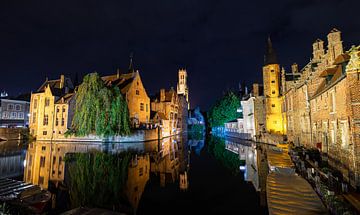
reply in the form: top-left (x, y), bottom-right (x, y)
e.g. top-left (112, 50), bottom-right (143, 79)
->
top-left (0, 95), bottom-right (30, 128)
top-left (102, 70), bottom-right (151, 127)
top-left (29, 75), bottom-right (75, 140)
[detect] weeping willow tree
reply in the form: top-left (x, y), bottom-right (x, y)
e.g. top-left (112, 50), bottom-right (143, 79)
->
top-left (66, 152), bottom-right (132, 209)
top-left (71, 73), bottom-right (131, 137)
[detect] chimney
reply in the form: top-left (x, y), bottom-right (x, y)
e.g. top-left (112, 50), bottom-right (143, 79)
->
top-left (291, 63), bottom-right (298, 73)
top-left (253, 83), bottom-right (259, 97)
top-left (60, 75), bottom-right (65, 89)
top-left (160, 89), bottom-right (165, 102)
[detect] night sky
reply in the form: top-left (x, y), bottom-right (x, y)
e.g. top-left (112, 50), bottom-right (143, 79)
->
top-left (1, 0), bottom-right (360, 110)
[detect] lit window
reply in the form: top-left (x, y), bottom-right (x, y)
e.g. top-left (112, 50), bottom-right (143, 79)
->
top-left (45, 98), bottom-right (50, 107)
top-left (40, 156), bottom-right (46, 167)
top-left (43, 115), bottom-right (49, 125)
top-left (34, 99), bottom-right (38, 109)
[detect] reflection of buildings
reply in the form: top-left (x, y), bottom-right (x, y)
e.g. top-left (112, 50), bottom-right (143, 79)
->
top-left (0, 140), bottom-right (26, 178)
top-left (125, 154), bottom-right (150, 211)
top-left (224, 139), bottom-right (268, 207)
top-left (24, 142), bottom-right (101, 189)
top-left (23, 136), bottom-right (190, 211)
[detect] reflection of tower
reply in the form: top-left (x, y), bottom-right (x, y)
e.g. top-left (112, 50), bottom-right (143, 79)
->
top-left (179, 171), bottom-right (189, 191)
top-left (177, 69), bottom-right (189, 109)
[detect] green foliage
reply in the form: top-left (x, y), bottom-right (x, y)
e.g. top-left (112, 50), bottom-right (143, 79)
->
top-left (207, 136), bottom-right (242, 175)
top-left (66, 152), bottom-right (132, 209)
top-left (207, 91), bottom-right (242, 128)
top-left (72, 73), bottom-right (131, 137)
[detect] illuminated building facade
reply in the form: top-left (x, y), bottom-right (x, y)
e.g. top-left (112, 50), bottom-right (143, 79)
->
top-left (263, 38), bottom-right (286, 134)
top-left (177, 69), bottom-right (189, 109)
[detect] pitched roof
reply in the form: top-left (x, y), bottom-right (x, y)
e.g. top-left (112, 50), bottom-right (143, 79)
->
top-left (102, 72), bottom-right (136, 94)
top-left (55, 93), bottom-right (75, 104)
top-left (333, 53), bottom-right (350, 65)
top-left (312, 65), bottom-right (345, 99)
top-left (36, 76), bottom-right (74, 97)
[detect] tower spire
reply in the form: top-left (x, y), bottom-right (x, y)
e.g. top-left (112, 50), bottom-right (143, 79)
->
top-left (128, 52), bottom-right (135, 73)
top-left (264, 36), bottom-right (278, 65)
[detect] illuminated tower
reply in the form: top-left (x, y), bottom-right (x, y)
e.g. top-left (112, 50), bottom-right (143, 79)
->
top-left (263, 37), bottom-right (286, 134)
top-left (177, 69), bottom-right (189, 109)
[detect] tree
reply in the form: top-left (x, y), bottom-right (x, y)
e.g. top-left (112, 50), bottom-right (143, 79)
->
top-left (71, 73), bottom-right (131, 137)
top-left (207, 91), bottom-right (242, 128)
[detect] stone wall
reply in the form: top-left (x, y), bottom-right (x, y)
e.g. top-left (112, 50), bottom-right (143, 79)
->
top-left (0, 128), bottom-right (27, 140)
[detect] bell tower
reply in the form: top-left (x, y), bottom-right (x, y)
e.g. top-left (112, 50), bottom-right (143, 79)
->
top-left (263, 37), bottom-right (286, 134)
top-left (177, 69), bottom-right (189, 109)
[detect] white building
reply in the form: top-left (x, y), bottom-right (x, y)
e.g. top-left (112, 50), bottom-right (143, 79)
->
top-left (241, 95), bottom-right (256, 141)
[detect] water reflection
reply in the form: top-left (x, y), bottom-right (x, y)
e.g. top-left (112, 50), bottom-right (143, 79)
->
top-left (224, 138), bottom-right (268, 207)
top-left (22, 135), bottom-right (190, 213)
top-left (0, 140), bottom-right (26, 179)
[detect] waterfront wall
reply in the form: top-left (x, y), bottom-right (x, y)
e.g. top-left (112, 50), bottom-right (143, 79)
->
top-left (35, 127), bottom-right (183, 143)
top-left (0, 128), bottom-right (28, 141)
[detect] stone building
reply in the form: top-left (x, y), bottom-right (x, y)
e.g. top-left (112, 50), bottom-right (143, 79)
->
top-left (0, 97), bottom-right (30, 128)
top-left (151, 88), bottom-right (179, 137)
top-left (29, 75), bottom-right (74, 140)
top-left (252, 83), bottom-right (266, 138)
top-left (241, 93), bottom-right (256, 140)
top-left (281, 28), bottom-right (360, 186)
top-left (263, 38), bottom-right (286, 134)
top-left (177, 69), bottom-right (189, 109)
top-left (102, 70), bottom-right (150, 127)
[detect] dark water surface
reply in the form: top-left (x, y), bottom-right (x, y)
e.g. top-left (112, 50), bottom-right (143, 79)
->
top-left (1, 135), bottom-right (268, 214)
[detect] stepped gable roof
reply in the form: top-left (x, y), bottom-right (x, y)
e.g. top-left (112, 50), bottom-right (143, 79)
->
top-left (312, 65), bottom-right (345, 99)
top-left (333, 53), bottom-right (350, 65)
top-left (312, 52), bottom-right (351, 99)
top-left (36, 76), bottom-right (74, 97)
top-left (102, 72), bottom-right (136, 95)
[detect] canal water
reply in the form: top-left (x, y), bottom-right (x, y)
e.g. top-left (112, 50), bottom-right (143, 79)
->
top-left (0, 134), bottom-right (268, 214)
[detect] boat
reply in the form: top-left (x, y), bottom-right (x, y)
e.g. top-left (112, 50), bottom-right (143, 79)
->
top-left (0, 178), bottom-right (51, 214)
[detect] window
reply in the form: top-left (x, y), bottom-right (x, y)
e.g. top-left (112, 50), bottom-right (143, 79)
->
top-left (43, 114), bottom-right (49, 125)
top-left (18, 112), bottom-right (24, 119)
top-left (272, 91), bottom-right (275, 94)
top-left (2, 112), bottom-right (9, 119)
top-left (62, 106), bottom-right (66, 112)
top-left (15, 105), bottom-right (21, 111)
top-left (140, 103), bottom-right (144, 111)
top-left (61, 118), bottom-right (65, 126)
top-left (43, 131), bottom-right (47, 135)
top-left (139, 167), bottom-right (143, 176)
top-left (136, 90), bottom-right (140, 95)
top-left (272, 104), bottom-right (275, 107)
top-left (330, 91), bottom-right (336, 113)
top-left (29, 155), bottom-right (33, 166)
top-left (33, 99), bottom-right (38, 109)
top-left (56, 107), bottom-right (60, 113)
top-left (146, 104), bottom-right (148, 112)
top-left (40, 156), bottom-right (46, 167)
top-left (32, 112), bottom-right (36, 123)
top-left (55, 118), bottom-right (59, 126)
top-left (42, 146), bottom-right (46, 151)
top-left (45, 98), bottom-right (50, 107)
top-left (8, 104), bottom-right (14, 110)
top-left (11, 112), bottom-right (17, 119)
top-left (271, 69), bottom-right (274, 73)
top-left (271, 80), bottom-right (275, 83)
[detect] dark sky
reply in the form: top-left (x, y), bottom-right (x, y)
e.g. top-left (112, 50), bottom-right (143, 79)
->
top-left (1, 0), bottom-right (360, 110)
